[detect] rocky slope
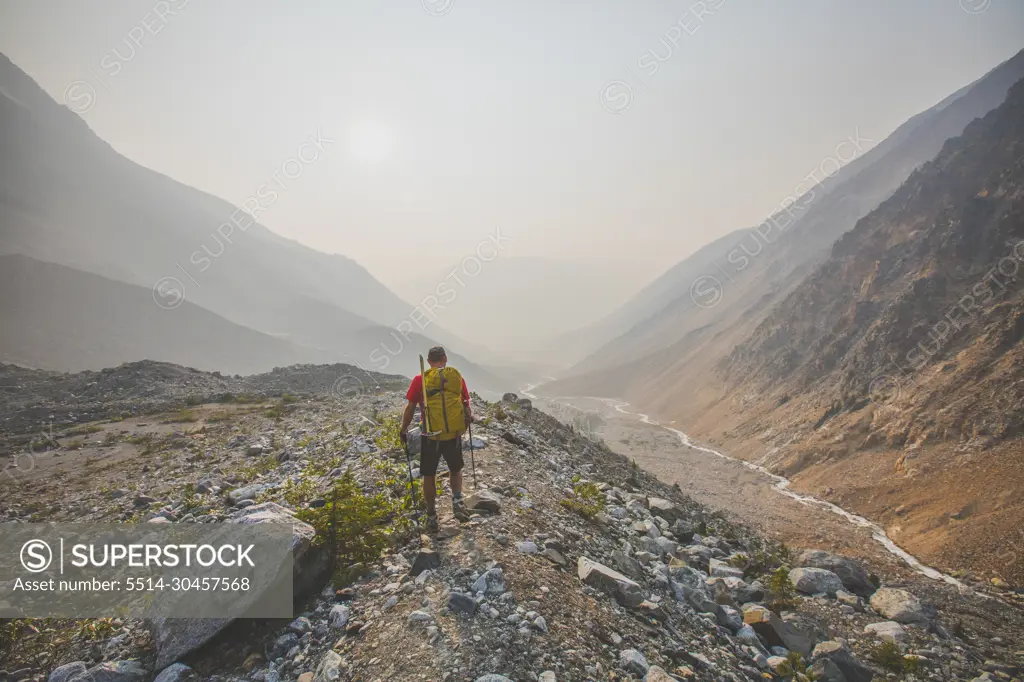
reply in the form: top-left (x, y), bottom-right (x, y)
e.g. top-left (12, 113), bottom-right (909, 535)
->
top-left (538, 66), bottom-right (1024, 589)
top-left (698, 74), bottom-right (1024, 586)
top-left (2, 362), bottom-right (1022, 682)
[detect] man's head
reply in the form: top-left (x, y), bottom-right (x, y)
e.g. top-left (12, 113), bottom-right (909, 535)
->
top-left (427, 346), bottom-right (447, 368)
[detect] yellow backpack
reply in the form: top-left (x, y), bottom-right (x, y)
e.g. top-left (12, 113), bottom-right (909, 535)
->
top-left (422, 366), bottom-right (465, 441)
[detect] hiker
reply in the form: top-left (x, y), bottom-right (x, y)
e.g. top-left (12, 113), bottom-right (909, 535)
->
top-left (400, 345), bottom-right (472, 529)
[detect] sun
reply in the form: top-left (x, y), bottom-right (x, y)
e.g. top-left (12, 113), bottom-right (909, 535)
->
top-left (347, 122), bottom-right (395, 164)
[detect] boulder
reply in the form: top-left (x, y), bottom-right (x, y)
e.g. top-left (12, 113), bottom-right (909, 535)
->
top-left (153, 663), bottom-right (192, 682)
top-left (797, 549), bottom-right (875, 597)
top-left (646, 497), bottom-right (682, 521)
top-left (619, 649), bottom-right (649, 676)
top-left (329, 604), bottom-right (351, 629)
top-left (68, 661), bottom-right (147, 682)
top-left (864, 621), bottom-right (908, 644)
top-left (148, 503), bottom-right (323, 670)
top-left (811, 641), bottom-right (875, 682)
top-left (645, 667), bottom-right (674, 682)
top-left (578, 556), bottom-right (644, 608)
top-left (465, 490), bottom-right (502, 514)
top-left (448, 591), bottom-right (477, 616)
top-left (49, 662), bottom-right (88, 682)
top-left (742, 605), bottom-right (815, 656)
top-left (709, 557), bottom-right (745, 579)
top-left (869, 587), bottom-right (928, 624)
top-left (790, 567), bottom-right (844, 596)
top-left (227, 484), bottom-right (266, 505)
top-left (410, 549), bottom-right (441, 576)
top-left (313, 650), bottom-right (344, 682)
top-left (472, 568), bottom-right (506, 596)
top-left (611, 550), bottom-right (644, 580)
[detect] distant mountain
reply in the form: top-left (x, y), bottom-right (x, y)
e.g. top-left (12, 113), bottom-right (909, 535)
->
top-left (545, 66), bottom-right (1024, 585)
top-left (394, 256), bottom-right (649, 364)
top-left (547, 48), bottom-right (1024, 386)
top-left (0, 254), bottom-right (330, 374)
top-left (0, 53), bottom-right (511, 394)
top-left (708, 74), bottom-right (1024, 585)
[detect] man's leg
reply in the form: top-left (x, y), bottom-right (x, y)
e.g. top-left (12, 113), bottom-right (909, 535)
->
top-left (423, 474), bottom-right (437, 515)
top-left (420, 437), bottom-right (441, 530)
top-left (443, 438), bottom-right (470, 521)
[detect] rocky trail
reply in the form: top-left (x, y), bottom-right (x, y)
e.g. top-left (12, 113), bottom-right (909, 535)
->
top-left (1, 362), bottom-right (1022, 682)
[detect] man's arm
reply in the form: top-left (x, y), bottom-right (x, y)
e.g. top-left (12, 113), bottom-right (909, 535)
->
top-left (461, 379), bottom-right (472, 425)
top-left (400, 400), bottom-right (416, 441)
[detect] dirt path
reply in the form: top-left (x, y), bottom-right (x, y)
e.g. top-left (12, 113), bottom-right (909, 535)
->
top-left (528, 394), bottom-right (947, 583)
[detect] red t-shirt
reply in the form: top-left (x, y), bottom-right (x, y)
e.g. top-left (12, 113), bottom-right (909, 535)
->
top-left (405, 374), bottom-right (470, 405)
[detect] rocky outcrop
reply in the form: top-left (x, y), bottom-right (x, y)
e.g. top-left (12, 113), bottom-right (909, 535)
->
top-left (797, 550), bottom-right (876, 597)
top-left (869, 587), bottom-right (929, 624)
top-left (148, 503), bottom-right (324, 670)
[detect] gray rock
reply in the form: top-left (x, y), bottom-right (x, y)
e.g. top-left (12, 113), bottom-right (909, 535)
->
top-left (811, 641), bottom-right (874, 682)
top-left (646, 497), bottom-right (681, 521)
top-left (407, 610), bottom-right (435, 626)
top-left (68, 661), bottom-right (147, 682)
top-left (329, 604), bottom-right (351, 629)
top-left (708, 557), bottom-right (745, 579)
top-left (797, 549), bottom-right (876, 597)
top-left (149, 503), bottom-right (322, 670)
top-left (743, 605), bottom-right (816, 656)
top-left (869, 587), bottom-right (928, 624)
top-left (539, 672), bottom-right (557, 682)
top-left (410, 549), bottom-right (441, 576)
top-left (717, 604), bottom-right (743, 631)
top-left (448, 591), bottom-right (477, 616)
top-left (864, 621), bottom-right (908, 644)
top-left (516, 540), bottom-right (539, 554)
top-left (611, 550), bottom-right (643, 580)
top-left (644, 666), bottom-right (674, 682)
top-left (287, 616), bottom-right (312, 634)
top-left (313, 650), bottom-right (343, 682)
top-left (227, 484), bottom-right (266, 505)
top-left (619, 649), bottom-right (650, 676)
top-left (475, 676), bottom-right (514, 682)
top-left (541, 547), bottom-right (567, 567)
top-left (270, 633), bottom-right (298, 659)
top-left (578, 556), bottom-right (644, 608)
top-left (472, 568), bottom-right (506, 596)
top-left (790, 567), bottom-right (844, 596)
top-left (836, 589), bottom-right (860, 608)
top-left (49, 662), bottom-right (88, 682)
top-left (153, 663), bottom-right (192, 682)
top-left (465, 490), bottom-right (502, 514)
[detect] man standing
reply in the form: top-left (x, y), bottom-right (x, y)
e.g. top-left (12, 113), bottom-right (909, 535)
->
top-left (400, 346), bottom-right (472, 530)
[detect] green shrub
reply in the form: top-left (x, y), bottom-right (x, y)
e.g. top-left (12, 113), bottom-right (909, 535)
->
top-left (560, 478), bottom-right (606, 519)
top-left (295, 472), bottom-right (407, 585)
top-left (774, 651), bottom-right (807, 678)
top-left (869, 641), bottom-right (905, 673)
top-left (765, 565), bottom-right (800, 611)
top-left (374, 417), bottom-right (402, 452)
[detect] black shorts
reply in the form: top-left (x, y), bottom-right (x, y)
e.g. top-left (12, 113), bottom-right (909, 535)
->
top-left (420, 436), bottom-right (464, 476)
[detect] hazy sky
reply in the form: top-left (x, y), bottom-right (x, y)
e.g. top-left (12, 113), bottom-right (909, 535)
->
top-left (1, 0), bottom-right (1022, 291)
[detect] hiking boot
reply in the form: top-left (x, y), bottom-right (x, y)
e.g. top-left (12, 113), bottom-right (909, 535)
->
top-left (425, 513), bottom-right (439, 532)
top-left (452, 499), bottom-right (471, 523)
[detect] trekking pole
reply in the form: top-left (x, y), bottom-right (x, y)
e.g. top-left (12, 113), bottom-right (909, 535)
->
top-left (468, 421), bottom-right (477, 489)
top-left (404, 438), bottom-right (420, 527)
